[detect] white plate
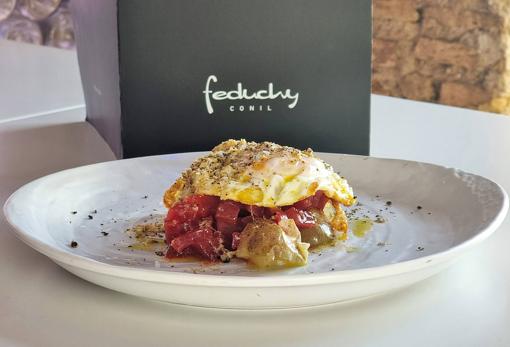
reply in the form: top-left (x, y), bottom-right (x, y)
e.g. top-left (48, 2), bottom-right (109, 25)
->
top-left (3, 153), bottom-right (508, 309)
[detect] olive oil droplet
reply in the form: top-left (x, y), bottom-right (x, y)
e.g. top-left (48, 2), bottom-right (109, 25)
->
top-left (351, 218), bottom-right (374, 238)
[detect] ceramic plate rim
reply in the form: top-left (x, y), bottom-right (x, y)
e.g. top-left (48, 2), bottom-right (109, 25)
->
top-left (3, 152), bottom-right (509, 287)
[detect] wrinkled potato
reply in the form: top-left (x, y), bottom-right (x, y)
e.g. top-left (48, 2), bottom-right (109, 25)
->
top-left (300, 223), bottom-right (334, 247)
top-left (236, 219), bottom-right (309, 268)
top-left (301, 210), bottom-right (335, 247)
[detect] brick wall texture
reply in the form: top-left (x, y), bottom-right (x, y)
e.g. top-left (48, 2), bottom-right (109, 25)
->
top-left (372, 0), bottom-right (510, 114)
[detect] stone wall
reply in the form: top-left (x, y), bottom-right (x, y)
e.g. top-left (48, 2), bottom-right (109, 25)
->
top-left (372, 0), bottom-right (510, 114)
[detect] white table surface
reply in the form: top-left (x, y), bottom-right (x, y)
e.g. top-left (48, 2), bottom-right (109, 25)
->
top-left (1, 41), bottom-right (510, 347)
top-left (0, 39), bottom-right (85, 123)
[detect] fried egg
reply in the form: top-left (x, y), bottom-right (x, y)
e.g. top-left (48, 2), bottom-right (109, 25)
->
top-left (164, 139), bottom-right (355, 209)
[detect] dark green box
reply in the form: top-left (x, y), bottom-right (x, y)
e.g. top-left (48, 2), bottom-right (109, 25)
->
top-left (72, 0), bottom-right (372, 158)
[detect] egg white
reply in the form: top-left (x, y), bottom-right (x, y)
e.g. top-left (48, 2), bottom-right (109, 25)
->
top-left (164, 139), bottom-right (354, 209)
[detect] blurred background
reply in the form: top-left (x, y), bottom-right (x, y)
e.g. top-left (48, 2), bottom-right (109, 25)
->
top-left (0, 0), bottom-right (73, 50)
top-left (1, 0), bottom-right (509, 115)
top-left (372, 0), bottom-right (510, 115)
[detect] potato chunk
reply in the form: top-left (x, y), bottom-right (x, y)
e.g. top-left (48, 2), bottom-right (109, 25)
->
top-left (299, 210), bottom-right (335, 247)
top-left (236, 219), bottom-right (309, 268)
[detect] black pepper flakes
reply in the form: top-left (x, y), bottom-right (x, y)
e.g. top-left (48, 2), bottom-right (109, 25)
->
top-left (142, 195), bottom-right (148, 199)
top-left (417, 205), bottom-right (422, 210)
top-left (71, 211), bottom-right (77, 215)
top-left (417, 246), bottom-right (424, 251)
top-left (70, 241), bottom-right (78, 248)
top-left (91, 209), bottom-right (97, 214)
top-left (155, 251), bottom-right (164, 256)
top-left (386, 201), bottom-right (392, 206)
top-left (101, 231), bottom-right (109, 236)
top-left (87, 215), bottom-right (93, 220)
